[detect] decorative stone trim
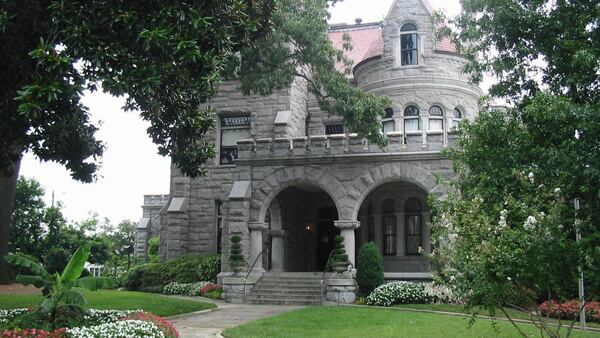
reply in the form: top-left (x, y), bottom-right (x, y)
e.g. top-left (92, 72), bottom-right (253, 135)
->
top-left (334, 220), bottom-right (361, 230)
top-left (269, 229), bottom-right (287, 237)
top-left (326, 278), bottom-right (357, 304)
top-left (248, 222), bottom-right (269, 231)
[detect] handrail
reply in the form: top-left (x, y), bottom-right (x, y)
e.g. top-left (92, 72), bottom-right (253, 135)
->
top-left (243, 250), bottom-right (265, 304)
top-left (320, 250), bottom-right (335, 304)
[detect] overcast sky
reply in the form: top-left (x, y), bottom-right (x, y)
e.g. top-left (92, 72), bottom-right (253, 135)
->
top-left (19, 0), bottom-right (464, 225)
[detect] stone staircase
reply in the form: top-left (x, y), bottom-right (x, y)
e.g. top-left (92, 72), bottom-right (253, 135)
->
top-left (245, 272), bottom-right (323, 306)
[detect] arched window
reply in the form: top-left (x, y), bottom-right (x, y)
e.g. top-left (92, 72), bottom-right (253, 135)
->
top-left (405, 198), bottom-right (422, 255)
top-left (404, 105), bottom-right (420, 132)
top-left (367, 202), bottom-right (375, 242)
top-left (429, 105), bottom-right (444, 131)
top-left (382, 107), bottom-right (395, 135)
top-left (400, 23), bottom-right (418, 66)
top-left (452, 108), bottom-right (463, 129)
top-left (382, 199), bottom-right (396, 256)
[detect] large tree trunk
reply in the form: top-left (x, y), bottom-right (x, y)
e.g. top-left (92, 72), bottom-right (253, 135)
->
top-left (0, 154), bottom-right (21, 284)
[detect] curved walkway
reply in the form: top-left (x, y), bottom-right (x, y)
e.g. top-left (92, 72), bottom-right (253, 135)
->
top-left (170, 300), bottom-right (303, 338)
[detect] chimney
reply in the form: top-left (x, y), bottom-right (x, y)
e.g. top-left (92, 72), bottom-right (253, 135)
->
top-left (355, 18), bottom-right (363, 25)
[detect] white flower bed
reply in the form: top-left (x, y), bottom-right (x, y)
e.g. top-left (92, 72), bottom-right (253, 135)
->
top-left (0, 308), bottom-right (29, 325)
top-left (83, 309), bottom-right (141, 326)
top-left (423, 283), bottom-right (461, 304)
top-left (367, 281), bottom-right (428, 306)
top-left (162, 281), bottom-right (210, 296)
top-left (67, 319), bottom-right (165, 338)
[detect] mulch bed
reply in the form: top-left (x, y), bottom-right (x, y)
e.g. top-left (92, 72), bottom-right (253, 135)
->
top-left (0, 284), bottom-right (41, 295)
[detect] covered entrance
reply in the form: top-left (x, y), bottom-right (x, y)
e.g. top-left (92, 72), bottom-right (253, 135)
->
top-left (266, 184), bottom-right (339, 272)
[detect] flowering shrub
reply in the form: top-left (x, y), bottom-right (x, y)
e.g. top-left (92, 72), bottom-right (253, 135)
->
top-left (1, 328), bottom-right (67, 338)
top-left (66, 320), bottom-right (165, 338)
top-left (82, 310), bottom-right (140, 326)
top-left (366, 282), bottom-right (427, 307)
top-left (162, 282), bottom-right (210, 296)
top-left (199, 283), bottom-right (221, 296)
top-left (423, 283), bottom-right (461, 305)
top-left (539, 300), bottom-right (600, 323)
top-left (121, 313), bottom-right (178, 338)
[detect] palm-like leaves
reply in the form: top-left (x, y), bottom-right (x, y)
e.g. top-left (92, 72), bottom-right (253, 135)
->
top-left (4, 245), bottom-right (117, 328)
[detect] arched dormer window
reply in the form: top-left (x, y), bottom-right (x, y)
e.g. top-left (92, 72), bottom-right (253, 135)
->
top-left (382, 199), bottom-right (396, 256)
top-left (452, 108), bottom-right (463, 129)
top-left (400, 23), bottom-right (418, 66)
top-left (429, 105), bottom-right (444, 131)
top-left (405, 198), bottom-right (422, 255)
top-left (403, 105), bottom-right (420, 132)
top-left (382, 107), bottom-right (395, 135)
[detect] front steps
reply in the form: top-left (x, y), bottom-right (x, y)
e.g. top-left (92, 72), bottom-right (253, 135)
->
top-left (245, 272), bottom-right (324, 306)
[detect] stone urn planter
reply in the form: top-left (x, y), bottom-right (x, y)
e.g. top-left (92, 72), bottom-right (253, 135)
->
top-left (333, 261), bottom-right (347, 274)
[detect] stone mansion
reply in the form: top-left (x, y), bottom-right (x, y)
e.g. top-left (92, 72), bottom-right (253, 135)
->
top-left (135, 0), bottom-right (482, 284)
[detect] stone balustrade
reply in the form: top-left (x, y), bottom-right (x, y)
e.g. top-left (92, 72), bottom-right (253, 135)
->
top-left (237, 132), bottom-right (458, 160)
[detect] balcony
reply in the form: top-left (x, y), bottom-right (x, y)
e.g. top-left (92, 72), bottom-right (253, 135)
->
top-left (235, 131), bottom-right (458, 162)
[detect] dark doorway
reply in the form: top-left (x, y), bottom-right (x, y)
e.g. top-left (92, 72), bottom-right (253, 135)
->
top-left (316, 207), bottom-right (339, 271)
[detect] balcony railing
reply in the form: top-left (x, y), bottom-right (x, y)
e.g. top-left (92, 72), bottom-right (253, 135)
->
top-left (236, 131), bottom-right (458, 160)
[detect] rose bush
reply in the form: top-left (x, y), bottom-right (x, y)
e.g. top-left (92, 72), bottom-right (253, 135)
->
top-left (539, 300), bottom-right (600, 323)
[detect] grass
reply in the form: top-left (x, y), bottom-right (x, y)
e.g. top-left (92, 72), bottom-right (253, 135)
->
top-left (0, 289), bottom-right (215, 317)
top-left (394, 304), bottom-right (600, 329)
top-left (222, 306), bottom-right (599, 338)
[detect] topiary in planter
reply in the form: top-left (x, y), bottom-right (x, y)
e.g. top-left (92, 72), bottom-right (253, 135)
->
top-left (332, 235), bottom-right (348, 273)
top-left (356, 242), bottom-right (384, 296)
top-left (229, 235), bottom-right (245, 272)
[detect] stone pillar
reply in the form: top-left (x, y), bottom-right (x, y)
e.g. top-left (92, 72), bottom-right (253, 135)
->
top-left (270, 230), bottom-right (286, 271)
top-left (248, 222), bottom-right (269, 271)
top-left (334, 220), bottom-right (361, 266)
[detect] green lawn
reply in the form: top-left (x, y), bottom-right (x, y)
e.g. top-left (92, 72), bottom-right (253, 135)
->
top-left (394, 304), bottom-right (600, 329)
top-left (222, 306), bottom-right (599, 338)
top-left (0, 289), bottom-right (215, 317)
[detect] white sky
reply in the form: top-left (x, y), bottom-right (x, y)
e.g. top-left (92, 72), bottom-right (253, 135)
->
top-left (20, 0), bottom-right (464, 225)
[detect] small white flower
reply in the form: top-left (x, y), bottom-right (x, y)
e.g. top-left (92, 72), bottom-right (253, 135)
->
top-left (507, 276), bottom-right (512, 281)
top-left (524, 215), bottom-right (537, 230)
top-left (418, 246), bottom-right (424, 254)
top-left (528, 172), bottom-right (535, 183)
top-left (554, 187), bottom-right (561, 194)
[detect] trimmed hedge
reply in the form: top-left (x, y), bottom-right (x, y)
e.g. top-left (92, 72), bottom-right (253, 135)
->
top-left (123, 254), bottom-right (221, 291)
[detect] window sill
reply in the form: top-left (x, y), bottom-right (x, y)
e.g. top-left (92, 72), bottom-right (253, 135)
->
top-left (405, 131), bottom-right (422, 136)
top-left (392, 64), bottom-right (424, 70)
top-left (426, 130), bottom-right (444, 135)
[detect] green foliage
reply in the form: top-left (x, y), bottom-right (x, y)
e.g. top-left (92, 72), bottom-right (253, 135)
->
top-left (438, 0), bottom-right (599, 105)
top-left (204, 289), bottom-right (223, 300)
top-left (356, 242), bottom-right (384, 296)
top-left (4, 245), bottom-right (117, 330)
top-left (229, 235), bottom-right (245, 268)
top-left (332, 235), bottom-right (348, 263)
top-left (431, 93), bottom-right (600, 337)
top-left (122, 254), bottom-right (221, 291)
top-left (43, 248), bottom-right (70, 275)
top-left (234, 0), bottom-right (391, 146)
top-left (147, 236), bottom-right (160, 263)
top-left (10, 177), bottom-right (45, 257)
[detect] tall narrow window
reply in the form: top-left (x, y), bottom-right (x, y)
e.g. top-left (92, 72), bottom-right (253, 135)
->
top-left (400, 23), bottom-right (418, 66)
top-left (429, 106), bottom-right (444, 131)
top-left (215, 200), bottom-right (224, 254)
top-left (382, 108), bottom-right (395, 135)
top-left (367, 202), bottom-right (375, 242)
top-left (220, 115), bottom-right (251, 165)
top-left (452, 108), bottom-right (463, 129)
top-left (382, 199), bottom-right (396, 256)
top-left (405, 198), bottom-right (422, 255)
top-left (404, 105), bottom-right (420, 132)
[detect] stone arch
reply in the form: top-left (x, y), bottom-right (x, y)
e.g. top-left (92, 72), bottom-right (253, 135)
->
top-left (251, 166), bottom-right (348, 222)
top-left (347, 163), bottom-right (442, 220)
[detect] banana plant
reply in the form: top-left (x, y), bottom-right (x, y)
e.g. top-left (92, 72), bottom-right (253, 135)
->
top-left (5, 245), bottom-right (116, 328)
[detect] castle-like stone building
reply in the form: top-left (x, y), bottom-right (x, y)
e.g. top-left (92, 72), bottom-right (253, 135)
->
top-left (136, 0), bottom-right (481, 284)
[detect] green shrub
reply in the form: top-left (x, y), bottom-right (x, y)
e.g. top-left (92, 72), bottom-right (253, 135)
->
top-left (229, 235), bottom-right (245, 269)
top-left (122, 265), bottom-right (149, 291)
top-left (44, 247), bottom-right (70, 274)
top-left (147, 236), bottom-right (160, 263)
top-left (332, 235), bottom-right (348, 263)
top-left (197, 254), bottom-right (221, 282)
top-left (367, 282), bottom-right (428, 306)
top-left (204, 289), bottom-right (223, 300)
top-left (356, 242), bottom-right (384, 296)
top-left (140, 263), bottom-right (173, 288)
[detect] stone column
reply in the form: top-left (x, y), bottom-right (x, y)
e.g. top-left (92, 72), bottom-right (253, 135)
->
top-left (334, 220), bottom-right (361, 266)
top-left (269, 230), bottom-right (286, 271)
top-left (248, 222), bottom-right (269, 271)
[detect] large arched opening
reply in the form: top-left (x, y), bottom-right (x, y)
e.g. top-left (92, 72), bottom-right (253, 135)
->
top-left (355, 181), bottom-right (431, 274)
top-left (265, 184), bottom-right (340, 272)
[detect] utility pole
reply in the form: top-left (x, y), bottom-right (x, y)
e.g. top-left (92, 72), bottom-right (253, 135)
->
top-left (574, 198), bottom-right (586, 330)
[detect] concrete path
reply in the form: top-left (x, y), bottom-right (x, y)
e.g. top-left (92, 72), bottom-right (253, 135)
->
top-left (171, 302), bottom-right (303, 338)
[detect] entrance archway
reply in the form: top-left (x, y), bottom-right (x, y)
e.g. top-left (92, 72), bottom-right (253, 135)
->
top-left (266, 184), bottom-right (339, 272)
